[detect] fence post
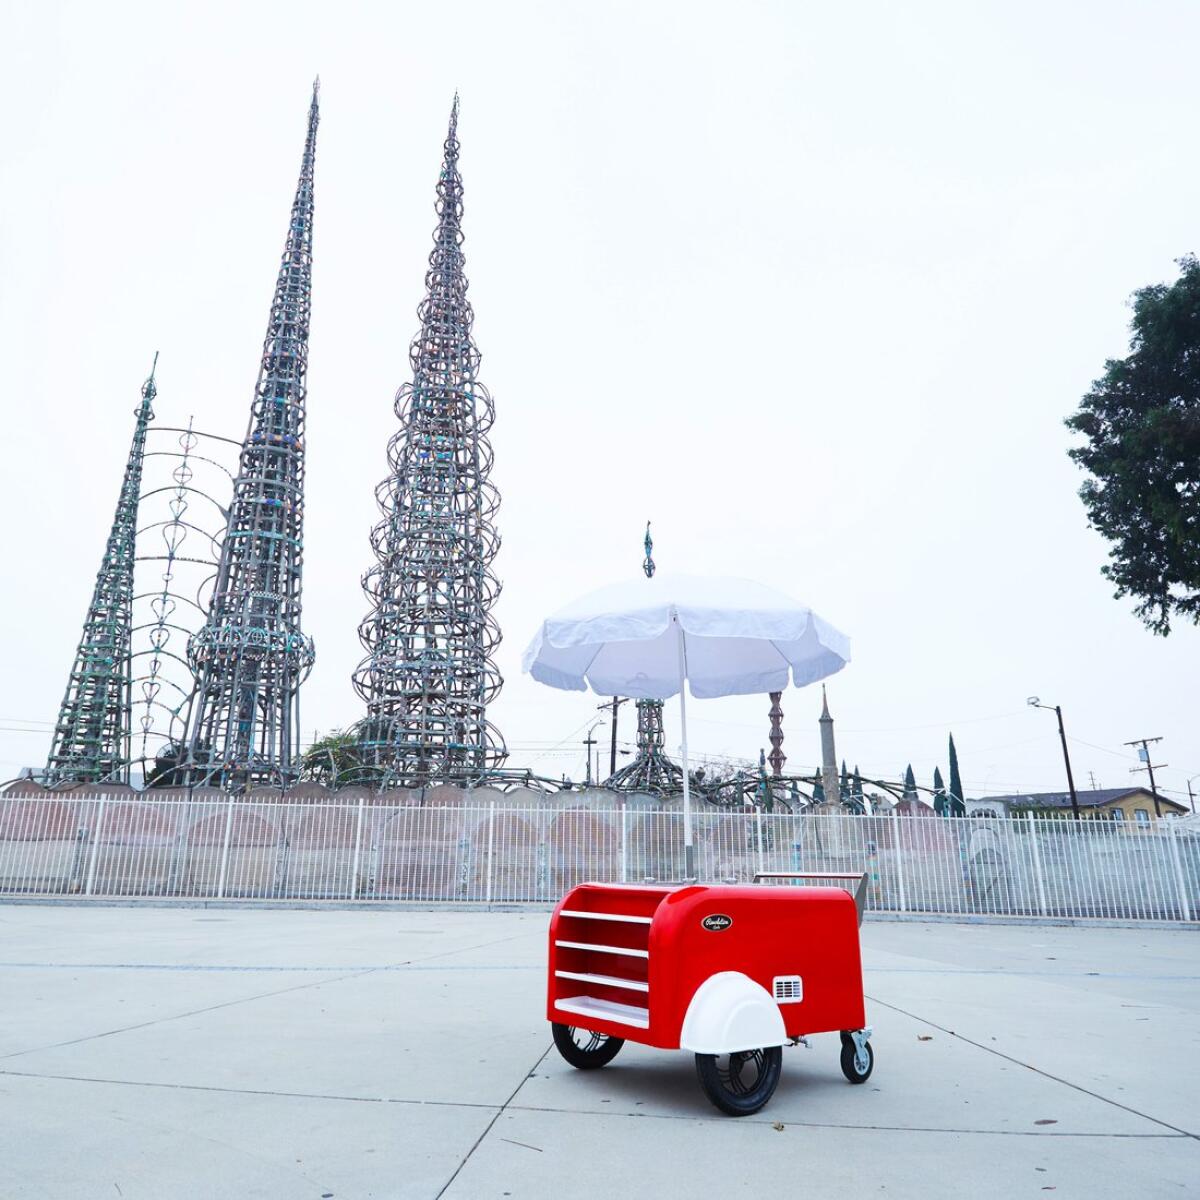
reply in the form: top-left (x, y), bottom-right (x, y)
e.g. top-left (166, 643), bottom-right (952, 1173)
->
top-left (1165, 819), bottom-right (1192, 923)
top-left (754, 806), bottom-right (765, 878)
top-left (350, 798), bottom-right (365, 900)
top-left (485, 800), bottom-right (496, 908)
top-left (1029, 820), bottom-right (1049, 916)
top-left (216, 797), bottom-right (235, 899)
top-left (620, 802), bottom-right (628, 883)
top-left (83, 796), bottom-right (108, 897)
top-left (892, 813), bottom-right (908, 913)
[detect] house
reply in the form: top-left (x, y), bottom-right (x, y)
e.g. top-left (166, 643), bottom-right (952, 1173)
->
top-left (990, 787), bottom-right (1187, 823)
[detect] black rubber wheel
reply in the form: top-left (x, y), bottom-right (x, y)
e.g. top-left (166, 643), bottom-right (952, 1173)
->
top-left (694, 1046), bottom-right (783, 1116)
top-left (839, 1032), bottom-right (874, 1084)
top-left (552, 1023), bottom-right (625, 1069)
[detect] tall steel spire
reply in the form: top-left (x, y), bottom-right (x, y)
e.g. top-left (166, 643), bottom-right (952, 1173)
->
top-left (45, 357), bottom-right (158, 785)
top-left (352, 95), bottom-right (506, 786)
top-left (182, 82), bottom-right (319, 789)
top-left (606, 522), bottom-right (683, 795)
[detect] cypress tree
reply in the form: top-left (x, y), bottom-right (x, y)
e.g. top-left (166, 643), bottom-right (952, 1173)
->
top-left (933, 766), bottom-right (948, 816)
top-left (903, 764), bottom-right (917, 799)
top-left (948, 734), bottom-right (965, 806)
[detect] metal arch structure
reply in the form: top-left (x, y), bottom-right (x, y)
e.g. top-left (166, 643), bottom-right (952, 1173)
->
top-left (129, 421), bottom-right (233, 785)
top-left (351, 96), bottom-right (506, 787)
top-left (44, 357), bottom-right (158, 786)
top-left (181, 82), bottom-right (320, 790)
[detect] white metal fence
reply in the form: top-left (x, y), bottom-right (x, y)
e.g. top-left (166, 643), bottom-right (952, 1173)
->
top-left (0, 795), bottom-right (1196, 921)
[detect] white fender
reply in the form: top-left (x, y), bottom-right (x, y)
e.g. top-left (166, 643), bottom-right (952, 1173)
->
top-left (679, 971), bottom-right (786, 1054)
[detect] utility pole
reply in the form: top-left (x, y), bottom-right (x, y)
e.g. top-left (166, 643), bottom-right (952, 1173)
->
top-left (583, 720), bottom-right (603, 787)
top-left (1187, 776), bottom-right (1198, 814)
top-left (1124, 737), bottom-right (1165, 817)
top-left (600, 697), bottom-right (629, 778)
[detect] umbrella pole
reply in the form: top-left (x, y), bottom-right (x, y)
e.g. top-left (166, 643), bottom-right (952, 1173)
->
top-left (675, 619), bottom-right (695, 879)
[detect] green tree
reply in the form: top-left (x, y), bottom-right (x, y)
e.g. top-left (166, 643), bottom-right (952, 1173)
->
top-left (301, 729), bottom-right (362, 785)
top-left (1066, 255), bottom-right (1200, 634)
top-left (903, 764), bottom-right (917, 800)
top-left (932, 766), bottom-right (949, 816)
top-left (948, 733), bottom-right (965, 806)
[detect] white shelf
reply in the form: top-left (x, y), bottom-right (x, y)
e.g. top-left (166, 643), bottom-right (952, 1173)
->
top-left (555, 994), bottom-right (650, 1029)
top-left (555, 969), bottom-right (649, 993)
top-left (554, 939), bottom-right (649, 959)
top-left (560, 909), bottom-right (653, 925)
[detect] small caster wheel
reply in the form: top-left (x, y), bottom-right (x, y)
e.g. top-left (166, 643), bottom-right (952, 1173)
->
top-left (839, 1030), bottom-right (874, 1083)
top-left (552, 1023), bottom-right (624, 1069)
top-left (695, 1046), bottom-right (783, 1116)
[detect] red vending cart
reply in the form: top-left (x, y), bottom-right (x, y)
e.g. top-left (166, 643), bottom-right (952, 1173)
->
top-left (547, 875), bottom-right (874, 1115)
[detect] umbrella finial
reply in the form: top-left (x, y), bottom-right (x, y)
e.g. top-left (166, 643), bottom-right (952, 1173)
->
top-left (642, 521), bottom-right (655, 578)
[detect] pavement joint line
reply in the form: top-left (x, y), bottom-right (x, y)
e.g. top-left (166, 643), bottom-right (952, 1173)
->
top-left (865, 994), bottom-right (1198, 1141)
top-left (0, 961), bottom-right (544, 973)
top-left (0, 1066), bottom-right (1189, 1140)
top-left (2, 961), bottom-right (1197, 981)
top-left (0, 931), bottom-right (535, 1063)
top-left (434, 1042), bottom-right (555, 1200)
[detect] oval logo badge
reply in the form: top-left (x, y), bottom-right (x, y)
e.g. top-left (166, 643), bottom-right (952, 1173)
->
top-left (701, 913), bottom-right (733, 932)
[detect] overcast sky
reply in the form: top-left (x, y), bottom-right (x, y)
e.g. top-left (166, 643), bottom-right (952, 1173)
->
top-left (2, 0), bottom-right (1199, 806)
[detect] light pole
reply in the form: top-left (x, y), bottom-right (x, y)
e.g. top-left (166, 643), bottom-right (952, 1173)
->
top-left (1188, 776), bottom-right (1199, 815)
top-left (1027, 697), bottom-right (1081, 820)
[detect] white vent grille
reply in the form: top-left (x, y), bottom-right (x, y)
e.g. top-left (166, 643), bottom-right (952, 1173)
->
top-left (773, 975), bottom-right (803, 1003)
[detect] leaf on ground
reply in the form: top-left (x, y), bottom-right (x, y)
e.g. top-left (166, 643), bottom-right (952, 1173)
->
top-left (772, 1122), bottom-right (785, 1132)
top-left (1034, 1119), bottom-right (1058, 1126)
top-left (917, 1035), bottom-right (933, 1041)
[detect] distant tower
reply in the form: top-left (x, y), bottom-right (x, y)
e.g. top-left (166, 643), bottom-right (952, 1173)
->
top-left (352, 97), bottom-right (505, 785)
top-left (183, 83), bottom-right (320, 789)
top-left (819, 685), bottom-right (839, 804)
top-left (767, 692), bottom-right (785, 776)
top-left (45, 358), bottom-right (158, 785)
top-left (607, 523), bottom-right (684, 794)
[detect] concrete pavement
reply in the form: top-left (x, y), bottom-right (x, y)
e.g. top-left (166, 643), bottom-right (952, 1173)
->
top-left (0, 905), bottom-right (1195, 1198)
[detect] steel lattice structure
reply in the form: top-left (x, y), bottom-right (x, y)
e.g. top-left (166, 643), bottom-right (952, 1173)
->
top-left (351, 97), bottom-right (505, 786)
top-left (606, 698), bottom-right (684, 794)
top-left (44, 358), bottom-right (158, 785)
top-left (181, 83), bottom-right (319, 790)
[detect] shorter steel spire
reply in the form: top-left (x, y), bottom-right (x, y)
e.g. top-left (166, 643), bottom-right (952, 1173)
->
top-left (45, 356), bottom-right (159, 785)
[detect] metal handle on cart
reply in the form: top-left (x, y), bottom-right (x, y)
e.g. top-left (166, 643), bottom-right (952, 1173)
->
top-left (752, 871), bottom-right (869, 927)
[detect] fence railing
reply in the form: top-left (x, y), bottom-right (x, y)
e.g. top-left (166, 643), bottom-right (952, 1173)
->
top-left (0, 795), bottom-right (1196, 921)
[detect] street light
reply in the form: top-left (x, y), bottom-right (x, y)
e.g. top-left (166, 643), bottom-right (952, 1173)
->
top-left (1027, 697), bottom-right (1081, 820)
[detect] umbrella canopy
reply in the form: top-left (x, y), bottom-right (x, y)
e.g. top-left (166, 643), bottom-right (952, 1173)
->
top-left (522, 574), bottom-right (850, 699)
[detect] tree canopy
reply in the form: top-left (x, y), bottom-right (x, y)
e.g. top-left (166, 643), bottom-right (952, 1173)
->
top-left (1066, 255), bottom-right (1200, 634)
top-left (301, 730), bottom-right (362, 785)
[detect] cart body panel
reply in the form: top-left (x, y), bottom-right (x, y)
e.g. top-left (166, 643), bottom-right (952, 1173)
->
top-left (547, 881), bottom-right (866, 1051)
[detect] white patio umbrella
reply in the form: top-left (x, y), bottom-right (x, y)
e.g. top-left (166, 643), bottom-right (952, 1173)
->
top-left (522, 573), bottom-right (851, 876)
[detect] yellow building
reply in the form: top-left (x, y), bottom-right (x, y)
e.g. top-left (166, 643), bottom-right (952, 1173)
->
top-left (998, 787), bottom-right (1188, 823)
